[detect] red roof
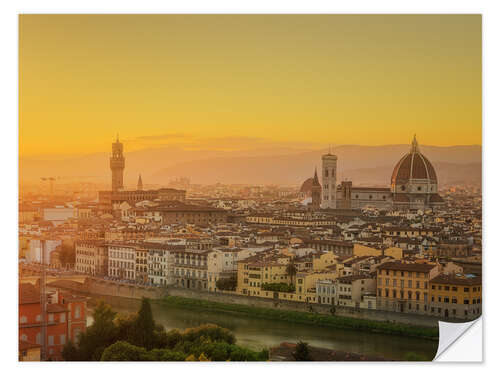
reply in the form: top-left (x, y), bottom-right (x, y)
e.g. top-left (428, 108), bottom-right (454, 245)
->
top-left (391, 139), bottom-right (437, 184)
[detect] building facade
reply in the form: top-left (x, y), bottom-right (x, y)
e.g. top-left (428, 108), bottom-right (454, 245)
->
top-left (376, 261), bottom-right (439, 314)
top-left (110, 135), bottom-right (125, 192)
top-left (429, 273), bottom-right (482, 320)
top-left (75, 241), bottom-right (108, 276)
top-left (108, 244), bottom-right (136, 280)
top-left (320, 151), bottom-right (337, 209)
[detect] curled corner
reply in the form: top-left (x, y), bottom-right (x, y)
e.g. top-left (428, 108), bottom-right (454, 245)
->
top-left (433, 317), bottom-right (481, 361)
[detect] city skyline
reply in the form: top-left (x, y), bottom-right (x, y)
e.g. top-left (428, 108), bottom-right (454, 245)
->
top-left (20, 14), bottom-right (481, 158)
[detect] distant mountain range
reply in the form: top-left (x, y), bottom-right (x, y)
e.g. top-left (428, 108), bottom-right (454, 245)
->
top-left (20, 144), bottom-right (482, 187)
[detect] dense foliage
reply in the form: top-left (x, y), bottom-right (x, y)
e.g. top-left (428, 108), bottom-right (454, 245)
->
top-left (59, 243), bottom-right (75, 265)
top-left (62, 297), bottom-right (268, 361)
top-left (292, 341), bottom-right (312, 361)
top-left (215, 275), bottom-right (237, 291)
top-left (261, 282), bottom-right (295, 292)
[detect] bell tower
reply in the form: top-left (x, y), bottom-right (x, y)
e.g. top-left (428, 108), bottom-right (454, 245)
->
top-left (320, 146), bottom-right (337, 209)
top-left (110, 134), bottom-right (125, 191)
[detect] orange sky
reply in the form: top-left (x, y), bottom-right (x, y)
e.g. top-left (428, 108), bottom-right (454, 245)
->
top-left (19, 14), bottom-right (481, 158)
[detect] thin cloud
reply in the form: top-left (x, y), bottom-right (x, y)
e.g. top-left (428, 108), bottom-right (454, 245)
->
top-left (135, 133), bottom-right (192, 141)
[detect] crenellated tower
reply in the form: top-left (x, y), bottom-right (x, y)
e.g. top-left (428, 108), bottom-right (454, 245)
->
top-left (110, 134), bottom-right (125, 192)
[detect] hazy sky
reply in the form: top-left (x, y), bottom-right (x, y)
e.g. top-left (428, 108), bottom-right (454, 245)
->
top-left (20, 14), bottom-right (481, 157)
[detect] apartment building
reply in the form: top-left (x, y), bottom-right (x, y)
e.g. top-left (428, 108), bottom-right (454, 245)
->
top-left (376, 261), bottom-right (439, 314)
top-left (75, 240), bottom-right (108, 276)
top-left (429, 273), bottom-right (482, 320)
top-left (108, 244), bottom-right (136, 280)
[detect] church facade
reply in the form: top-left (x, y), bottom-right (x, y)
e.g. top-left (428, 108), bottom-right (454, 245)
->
top-left (337, 136), bottom-right (444, 210)
top-left (301, 136), bottom-right (444, 211)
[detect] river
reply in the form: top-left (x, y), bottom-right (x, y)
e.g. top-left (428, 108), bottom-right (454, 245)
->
top-left (85, 294), bottom-right (438, 360)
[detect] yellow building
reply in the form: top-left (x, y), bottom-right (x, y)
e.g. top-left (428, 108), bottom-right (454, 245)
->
top-left (236, 253), bottom-right (291, 297)
top-left (376, 261), bottom-right (439, 314)
top-left (19, 340), bottom-right (41, 361)
top-left (383, 247), bottom-right (403, 260)
top-left (429, 273), bottom-right (482, 320)
top-left (312, 251), bottom-right (341, 271)
top-left (353, 244), bottom-right (383, 257)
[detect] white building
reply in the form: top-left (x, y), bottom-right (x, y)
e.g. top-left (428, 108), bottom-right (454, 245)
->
top-left (320, 151), bottom-right (337, 209)
top-left (144, 243), bottom-right (176, 286)
top-left (207, 248), bottom-right (240, 291)
top-left (108, 244), bottom-right (136, 281)
top-left (27, 238), bottom-right (62, 264)
top-left (75, 241), bottom-right (108, 276)
top-left (316, 279), bottom-right (336, 305)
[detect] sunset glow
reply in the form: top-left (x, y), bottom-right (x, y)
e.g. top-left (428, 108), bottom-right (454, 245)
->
top-left (20, 14), bottom-right (481, 157)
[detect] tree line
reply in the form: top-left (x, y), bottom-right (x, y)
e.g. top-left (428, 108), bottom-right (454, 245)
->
top-left (62, 297), bottom-right (269, 361)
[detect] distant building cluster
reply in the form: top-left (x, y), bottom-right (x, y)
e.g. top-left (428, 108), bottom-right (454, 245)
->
top-left (19, 135), bottom-right (482, 355)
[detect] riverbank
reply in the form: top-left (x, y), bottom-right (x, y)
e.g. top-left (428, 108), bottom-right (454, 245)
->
top-left (158, 296), bottom-right (439, 340)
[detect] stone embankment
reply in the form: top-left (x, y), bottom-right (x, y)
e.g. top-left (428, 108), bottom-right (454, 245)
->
top-left (51, 278), bottom-right (445, 328)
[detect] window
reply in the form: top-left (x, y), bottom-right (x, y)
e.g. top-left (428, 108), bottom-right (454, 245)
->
top-left (60, 334), bottom-right (66, 345)
top-left (464, 287), bottom-right (470, 292)
top-left (464, 299), bottom-right (470, 305)
top-left (36, 314), bottom-right (41, 322)
top-left (75, 306), bottom-right (81, 319)
top-left (49, 313), bottom-right (54, 323)
top-left (20, 316), bottom-right (27, 323)
top-left (48, 335), bottom-right (54, 346)
top-left (21, 334), bottom-right (27, 341)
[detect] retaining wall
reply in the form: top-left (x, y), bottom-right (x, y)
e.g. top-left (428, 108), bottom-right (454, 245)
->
top-left (165, 287), bottom-right (442, 328)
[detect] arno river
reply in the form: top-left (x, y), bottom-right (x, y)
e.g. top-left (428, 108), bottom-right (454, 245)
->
top-left (86, 294), bottom-right (438, 361)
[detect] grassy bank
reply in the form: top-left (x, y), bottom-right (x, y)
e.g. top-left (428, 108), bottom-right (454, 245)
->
top-left (158, 296), bottom-right (439, 340)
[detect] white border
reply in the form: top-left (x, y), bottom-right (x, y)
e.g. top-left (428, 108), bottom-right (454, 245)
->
top-left (4, 0), bottom-right (498, 373)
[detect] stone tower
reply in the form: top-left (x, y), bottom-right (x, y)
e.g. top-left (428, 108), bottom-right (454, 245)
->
top-left (311, 168), bottom-right (322, 210)
top-left (320, 147), bottom-right (337, 209)
top-left (110, 135), bottom-right (125, 192)
top-left (137, 174), bottom-right (143, 191)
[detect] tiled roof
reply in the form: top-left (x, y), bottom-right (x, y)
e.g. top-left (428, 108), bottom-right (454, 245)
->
top-left (377, 261), bottom-right (437, 273)
top-left (430, 273), bottom-right (481, 286)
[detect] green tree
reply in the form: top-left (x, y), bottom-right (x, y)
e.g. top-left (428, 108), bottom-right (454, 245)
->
top-left (59, 243), bottom-right (75, 266)
top-left (61, 340), bottom-right (79, 361)
top-left (292, 341), bottom-right (312, 361)
top-left (75, 300), bottom-right (119, 360)
top-left (403, 352), bottom-right (428, 361)
top-left (286, 260), bottom-right (297, 284)
top-left (132, 298), bottom-right (156, 349)
top-left (216, 275), bottom-right (237, 291)
top-left (101, 341), bottom-right (147, 361)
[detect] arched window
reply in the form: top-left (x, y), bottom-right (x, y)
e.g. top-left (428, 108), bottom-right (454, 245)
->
top-left (401, 185), bottom-right (406, 191)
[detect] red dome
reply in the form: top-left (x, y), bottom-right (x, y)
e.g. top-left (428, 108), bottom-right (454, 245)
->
top-left (391, 138), bottom-right (437, 185)
top-left (300, 177), bottom-right (314, 193)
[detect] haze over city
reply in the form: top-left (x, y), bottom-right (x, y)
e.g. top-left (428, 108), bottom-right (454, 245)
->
top-left (18, 14), bottom-right (482, 363)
